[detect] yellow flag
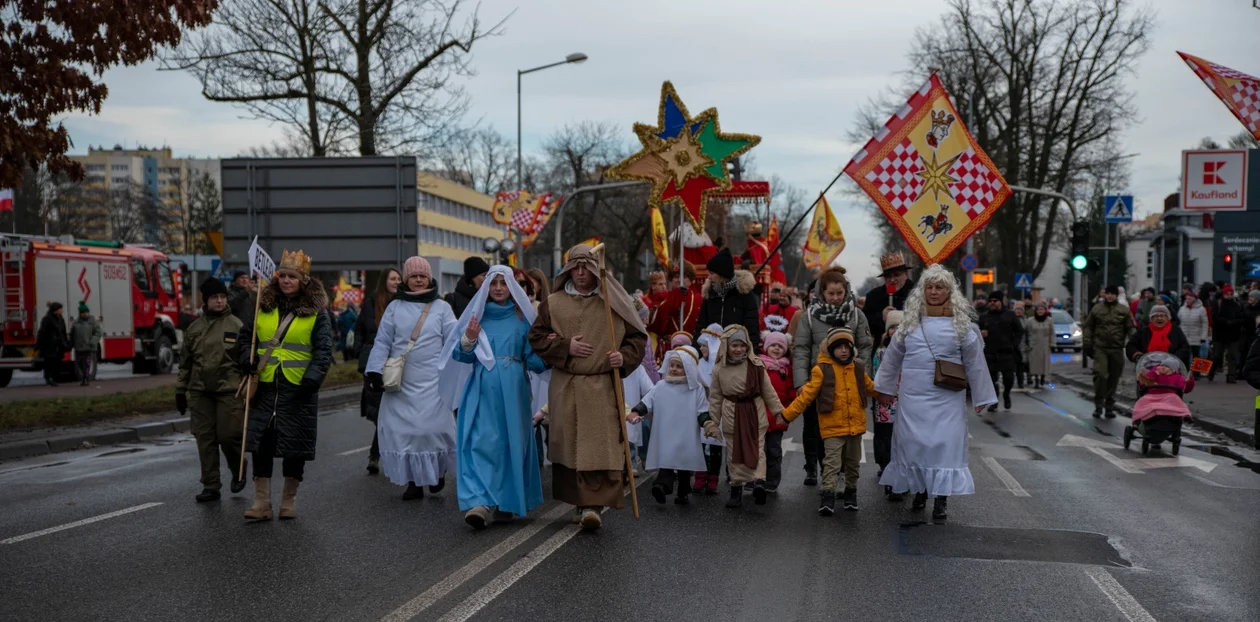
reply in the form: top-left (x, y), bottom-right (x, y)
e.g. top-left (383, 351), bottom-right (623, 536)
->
top-left (802, 196), bottom-right (845, 268)
top-left (650, 207), bottom-right (669, 267)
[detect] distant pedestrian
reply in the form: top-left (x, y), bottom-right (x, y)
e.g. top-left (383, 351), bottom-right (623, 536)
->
top-left (1083, 285), bottom-right (1135, 418)
top-left (1025, 303), bottom-right (1054, 388)
top-left (445, 256), bottom-right (490, 318)
top-left (69, 302), bottom-right (101, 386)
top-left (1013, 303), bottom-right (1030, 388)
top-left (227, 271), bottom-right (256, 324)
top-left (978, 290), bottom-right (1024, 412)
top-left (355, 267), bottom-right (401, 475)
top-left (696, 248), bottom-right (761, 351)
top-left (1209, 284), bottom-right (1247, 383)
top-left (1177, 293), bottom-right (1210, 364)
top-left (36, 302), bottom-right (69, 387)
top-left (1135, 288), bottom-right (1157, 326)
top-left (176, 278), bottom-right (246, 503)
top-left (337, 303), bottom-right (359, 362)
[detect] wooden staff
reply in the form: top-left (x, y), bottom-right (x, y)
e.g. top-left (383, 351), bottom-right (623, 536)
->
top-left (236, 278), bottom-right (264, 486)
top-left (591, 244), bottom-right (640, 518)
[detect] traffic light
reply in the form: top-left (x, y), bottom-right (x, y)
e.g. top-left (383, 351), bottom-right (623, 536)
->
top-left (1070, 220), bottom-right (1090, 271)
top-left (1223, 252), bottom-right (1233, 272)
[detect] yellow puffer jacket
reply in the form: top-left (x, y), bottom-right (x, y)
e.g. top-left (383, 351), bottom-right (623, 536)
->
top-left (781, 332), bottom-right (874, 439)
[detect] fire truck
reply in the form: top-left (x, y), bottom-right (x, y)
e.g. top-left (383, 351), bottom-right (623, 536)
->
top-left (0, 233), bottom-right (183, 388)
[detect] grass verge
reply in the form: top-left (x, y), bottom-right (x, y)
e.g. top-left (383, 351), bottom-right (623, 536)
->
top-left (0, 361), bottom-right (364, 432)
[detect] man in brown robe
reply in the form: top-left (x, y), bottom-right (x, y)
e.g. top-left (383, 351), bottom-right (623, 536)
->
top-left (529, 245), bottom-right (648, 530)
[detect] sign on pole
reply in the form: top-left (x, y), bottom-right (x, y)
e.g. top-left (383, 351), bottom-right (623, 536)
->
top-left (1014, 273), bottom-right (1033, 290)
top-left (1103, 195), bottom-right (1134, 223)
top-left (960, 253), bottom-right (978, 272)
top-left (1182, 150), bottom-right (1248, 211)
top-left (972, 269), bottom-right (994, 284)
top-left (247, 236), bottom-right (275, 282)
top-left (1248, 261), bottom-right (1260, 278)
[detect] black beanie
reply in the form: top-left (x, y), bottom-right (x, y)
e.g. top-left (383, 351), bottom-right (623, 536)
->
top-left (200, 276), bottom-right (229, 300)
top-left (463, 256), bottom-right (490, 282)
top-left (707, 248), bottom-right (735, 280)
top-left (988, 289), bottom-right (1005, 301)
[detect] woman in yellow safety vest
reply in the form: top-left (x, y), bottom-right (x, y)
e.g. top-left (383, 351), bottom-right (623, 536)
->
top-left (237, 249), bottom-right (334, 521)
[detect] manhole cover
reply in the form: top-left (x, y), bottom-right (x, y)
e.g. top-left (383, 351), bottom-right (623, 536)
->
top-left (899, 524), bottom-right (1131, 567)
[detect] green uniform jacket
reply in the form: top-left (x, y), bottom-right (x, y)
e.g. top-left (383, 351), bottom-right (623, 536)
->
top-left (1083, 300), bottom-right (1134, 351)
top-left (70, 317), bottom-right (102, 353)
top-left (177, 308), bottom-right (244, 394)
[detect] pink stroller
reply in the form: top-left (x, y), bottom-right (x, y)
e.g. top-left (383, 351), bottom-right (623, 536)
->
top-left (1123, 352), bottom-right (1193, 456)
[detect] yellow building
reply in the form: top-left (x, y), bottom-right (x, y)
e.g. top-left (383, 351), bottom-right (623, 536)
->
top-left (416, 173), bottom-right (503, 292)
top-left (71, 145), bottom-right (219, 249)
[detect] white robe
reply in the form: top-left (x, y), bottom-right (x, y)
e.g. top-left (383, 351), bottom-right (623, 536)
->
top-left (642, 380), bottom-right (709, 472)
top-left (623, 366), bottom-right (654, 447)
top-left (366, 297), bottom-right (458, 487)
top-left (874, 316), bottom-right (996, 497)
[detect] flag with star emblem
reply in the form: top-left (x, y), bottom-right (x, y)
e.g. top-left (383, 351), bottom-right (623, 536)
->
top-left (802, 196), bottom-right (845, 269)
top-left (494, 190), bottom-right (538, 227)
top-left (607, 81), bottom-right (761, 233)
top-left (844, 74), bottom-right (1010, 265)
top-left (521, 194), bottom-right (560, 248)
top-left (650, 207), bottom-right (669, 267)
top-left (1178, 52), bottom-right (1260, 141)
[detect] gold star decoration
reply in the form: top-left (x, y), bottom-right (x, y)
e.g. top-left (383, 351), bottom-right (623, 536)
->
top-left (659, 129), bottom-right (715, 187)
top-left (915, 150), bottom-right (961, 203)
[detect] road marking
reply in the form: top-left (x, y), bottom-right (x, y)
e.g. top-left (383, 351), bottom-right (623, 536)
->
top-left (436, 523), bottom-right (581, 622)
top-left (1185, 473), bottom-right (1256, 489)
top-left (2, 502), bottom-right (163, 545)
top-left (1085, 447), bottom-right (1146, 474)
top-left (379, 504), bottom-right (571, 622)
top-left (1084, 567), bottom-right (1157, 622)
top-left (337, 446), bottom-right (372, 456)
top-left (982, 456), bottom-right (1031, 497)
top-left (1130, 456), bottom-right (1216, 473)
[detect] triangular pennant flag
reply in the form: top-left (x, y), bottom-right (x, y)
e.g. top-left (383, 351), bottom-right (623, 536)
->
top-left (1178, 52), bottom-right (1260, 140)
top-left (650, 207), bottom-right (669, 266)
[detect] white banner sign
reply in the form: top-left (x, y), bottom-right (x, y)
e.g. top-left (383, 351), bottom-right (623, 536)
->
top-left (1182, 149), bottom-right (1248, 210)
top-left (247, 237), bottom-right (275, 281)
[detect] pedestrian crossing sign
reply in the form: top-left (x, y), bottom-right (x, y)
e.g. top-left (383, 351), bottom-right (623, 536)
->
top-left (1104, 195), bottom-right (1133, 222)
top-left (1014, 273), bottom-right (1032, 290)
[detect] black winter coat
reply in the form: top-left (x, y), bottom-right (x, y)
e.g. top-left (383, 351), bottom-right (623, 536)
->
top-left (862, 280), bottom-right (914, 341)
top-left (1243, 326), bottom-right (1260, 390)
top-left (978, 308), bottom-right (1025, 368)
top-left (237, 278), bottom-right (334, 461)
top-left (1125, 324), bottom-right (1193, 368)
top-left (228, 284), bottom-right (256, 325)
top-left (444, 279), bottom-right (478, 319)
top-left (354, 296), bottom-right (385, 421)
top-left (36, 312), bottom-right (69, 362)
top-left (1211, 298), bottom-right (1248, 342)
top-left (695, 270), bottom-right (761, 349)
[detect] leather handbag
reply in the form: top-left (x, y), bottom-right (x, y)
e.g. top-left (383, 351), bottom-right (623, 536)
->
top-left (236, 313), bottom-right (295, 402)
top-left (382, 303), bottom-right (433, 393)
top-left (921, 326), bottom-right (968, 392)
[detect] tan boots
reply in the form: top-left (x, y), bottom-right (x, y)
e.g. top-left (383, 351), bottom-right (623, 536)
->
top-left (242, 476), bottom-right (299, 521)
top-left (243, 477), bottom-right (272, 520)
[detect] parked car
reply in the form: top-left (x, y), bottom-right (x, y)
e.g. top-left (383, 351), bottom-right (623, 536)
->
top-left (1051, 309), bottom-right (1082, 353)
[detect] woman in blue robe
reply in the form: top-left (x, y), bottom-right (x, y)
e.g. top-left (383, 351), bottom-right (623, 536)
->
top-left (439, 266), bottom-right (548, 529)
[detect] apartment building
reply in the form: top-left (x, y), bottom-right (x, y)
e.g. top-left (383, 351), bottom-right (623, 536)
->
top-left (416, 172), bottom-right (502, 292)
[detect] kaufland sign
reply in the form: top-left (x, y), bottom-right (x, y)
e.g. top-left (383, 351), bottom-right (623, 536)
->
top-left (1182, 149), bottom-right (1248, 210)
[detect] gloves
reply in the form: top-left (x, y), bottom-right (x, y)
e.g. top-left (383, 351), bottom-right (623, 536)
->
top-left (297, 377), bottom-right (321, 398)
top-left (366, 371), bottom-right (385, 392)
top-left (175, 393), bottom-right (188, 415)
top-left (240, 358), bottom-right (259, 376)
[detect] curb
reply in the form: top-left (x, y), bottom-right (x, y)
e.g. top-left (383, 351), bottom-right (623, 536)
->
top-left (1051, 373), bottom-right (1256, 447)
top-left (0, 385), bottom-right (361, 463)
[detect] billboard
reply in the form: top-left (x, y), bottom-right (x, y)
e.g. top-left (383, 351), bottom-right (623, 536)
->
top-left (221, 157), bottom-right (418, 272)
top-left (1181, 149), bottom-right (1248, 210)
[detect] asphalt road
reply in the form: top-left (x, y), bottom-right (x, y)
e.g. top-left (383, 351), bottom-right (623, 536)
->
top-left (7, 363), bottom-right (153, 388)
top-left (2, 385), bottom-right (1259, 621)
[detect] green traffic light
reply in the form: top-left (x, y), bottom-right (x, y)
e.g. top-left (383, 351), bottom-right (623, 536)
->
top-left (1071, 255), bottom-right (1088, 270)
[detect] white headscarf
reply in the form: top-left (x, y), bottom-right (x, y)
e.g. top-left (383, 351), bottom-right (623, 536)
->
top-left (695, 323), bottom-right (723, 388)
top-left (664, 345), bottom-right (703, 391)
top-left (438, 266), bottom-right (535, 371)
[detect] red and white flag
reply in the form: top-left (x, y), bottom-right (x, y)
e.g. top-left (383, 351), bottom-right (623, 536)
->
top-left (1179, 52), bottom-right (1260, 141)
top-left (0, 188), bottom-right (13, 213)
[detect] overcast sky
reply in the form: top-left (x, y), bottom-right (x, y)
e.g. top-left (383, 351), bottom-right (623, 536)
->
top-left (63, 0), bottom-right (1259, 286)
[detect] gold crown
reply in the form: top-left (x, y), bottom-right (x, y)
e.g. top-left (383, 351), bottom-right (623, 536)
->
top-left (277, 249), bottom-right (312, 278)
top-left (744, 222), bottom-right (763, 235)
top-left (879, 251), bottom-right (908, 273)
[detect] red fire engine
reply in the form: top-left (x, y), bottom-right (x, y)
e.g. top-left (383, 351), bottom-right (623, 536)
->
top-left (0, 233), bottom-right (182, 387)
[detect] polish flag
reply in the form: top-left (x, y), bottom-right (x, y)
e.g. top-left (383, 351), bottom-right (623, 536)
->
top-left (0, 188), bottom-right (12, 213)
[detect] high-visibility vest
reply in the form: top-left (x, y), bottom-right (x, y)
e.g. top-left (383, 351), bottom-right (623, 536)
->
top-left (255, 309), bottom-right (316, 384)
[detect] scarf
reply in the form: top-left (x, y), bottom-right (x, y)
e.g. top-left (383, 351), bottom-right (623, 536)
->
top-left (809, 292), bottom-right (855, 327)
top-left (665, 373), bottom-right (687, 384)
top-left (729, 361), bottom-right (763, 469)
top-left (1033, 313), bottom-right (1048, 323)
top-left (758, 353), bottom-right (790, 373)
top-left (1148, 322), bottom-right (1172, 354)
top-left (925, 304), bottom-right (954, 317)
top-left (710, 277), bottom-right (740, 299)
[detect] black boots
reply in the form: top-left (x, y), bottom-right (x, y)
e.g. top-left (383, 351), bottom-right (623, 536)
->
top-left (1004, 394), bottom-right (1012, 410)
top-left (912, 492), bottom-right (929, 511)
top-left (752, 482), bottom-right (768, 505)
top-left (803, 462), bottom-right (818, 486)
top-left (1092, 406), bottom-right (1103, 418)
top-left (726, 485), bottom-right (744, 509)
top-left (842, 487), bottom-right (858, 511)
top-left (1104, 409), bottom-right (1116, 419)
top-left (652, 484), bottom-right (667, 504)
top-left (818, 492), bottom-right (836, 516)
top-left (402, 482), bottom-right (424, 500)
top-left (429, 476), bottom-right (446, 494)
top-left (195, 489), bottom-right (221, 503)
top-left (366, 457), bottom-right (380, 475)
top-left (933, 496), bottom-right (949, 520)
top-left (987, 403), bottom-right (998, 413)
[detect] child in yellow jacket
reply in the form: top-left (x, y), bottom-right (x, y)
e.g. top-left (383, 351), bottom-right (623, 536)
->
top-left (779, 328), bottom-right (875, 515)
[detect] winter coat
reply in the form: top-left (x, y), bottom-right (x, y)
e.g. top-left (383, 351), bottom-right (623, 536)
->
top-left (337, 308), bottom-right (358, 352)
top-left (1125, 323), bottom-right (1193, 368)
top-left (1026, 315), bottom-right (1054, 377)
top-left (1083, 300), bottom-right (1134, 351)
top-left (862, 279), bottom-right (914, 342)
top-left (237, 278), bottom-right (335, 461)
top-left (1136, 298), bottom-right (1157, 326)
top-left (70, 316), bottom-right (102, 353)
top-left (977, 308), bottom-right (1025, 368)
top-left (1242, 326), bottom-right (1260, 391)
top-left (791, 304), bottom-right (873, 388)
top-left (177, 307), bottom-right (243, 395)
top-left (762, 360), bottom-right (795, 433)
top-left (1212, 298), bottom-right (1248, 342)
top-left (1243, 302), bottom-right (1260, 361)
top-left (36, 312), bottom-right (69, 362)
top-left (696, 270), bottom-right (761, 350)
top-left (355, 296), bottom-right (385, 374)
top-left (782, 334), bottom-right (875, 439)
top-left (1176, 300), bottom-right (1209, 344)
top-left (444, 279), bottom-right (479, 319)
top-left (228, 284), bottom-right (256, 325)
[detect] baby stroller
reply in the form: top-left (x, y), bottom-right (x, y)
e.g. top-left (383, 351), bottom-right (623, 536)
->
top-left (1122, 352), bottom-right (1193, 456)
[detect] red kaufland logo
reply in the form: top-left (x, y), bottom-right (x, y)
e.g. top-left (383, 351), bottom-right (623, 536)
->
top-left (1203, 161), bottom-right (1226, 185)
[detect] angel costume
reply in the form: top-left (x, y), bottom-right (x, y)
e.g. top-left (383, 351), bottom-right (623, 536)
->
top-left (694, 324), bottom-right (725, 493)
top-left (634, 347), bottom-right (708, 503)
top-left (439, 267), bottom-right (549, 525)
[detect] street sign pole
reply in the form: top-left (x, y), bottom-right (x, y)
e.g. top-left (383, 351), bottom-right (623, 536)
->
top-left (1102, 222), bottom-right (1109, 287)
top-left (964, 238), bottom-right (974, 300)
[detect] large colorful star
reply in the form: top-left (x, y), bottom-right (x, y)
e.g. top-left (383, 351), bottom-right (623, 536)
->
top-left (607, 81), bottom-right (760, 232)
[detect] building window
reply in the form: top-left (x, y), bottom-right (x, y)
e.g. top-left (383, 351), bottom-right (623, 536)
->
top-left (86, 175), bottom-right (105, 184)
top-left (111, 176), bottom-right (128, 184)
top-left (111, 164), bottom-right (129, 171)
top-left (1146, 250), bottom-right (1155, 279)
top-left (85, 164), bottom-right (105, 172)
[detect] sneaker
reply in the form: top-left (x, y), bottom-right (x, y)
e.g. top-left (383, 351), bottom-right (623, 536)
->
top-left (842, 487), bottom-right (858, 511)
top-left (752, 483), bottom-right (767, 505)
top-left (804, 465), bottom-right (818, 487)
top-left (195, 489), bottom-right (221, 503)
top-left (230, 461), bottom-right (248, 494)
top-left (764, 485), bottom-right (778, 494)
top-left (651, 484), bottom-right (667, 504)
top-left (818, 492), bottom-right (836, 516)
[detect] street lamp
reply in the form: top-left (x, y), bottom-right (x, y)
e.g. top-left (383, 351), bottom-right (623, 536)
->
top-left (481, 236), bottom-right (518, 265)
top-left (517, 53), bottom-right (588, 188)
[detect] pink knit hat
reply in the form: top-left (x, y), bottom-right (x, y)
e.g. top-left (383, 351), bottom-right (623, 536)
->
top-left (762, 331), bottom-right (789, 352)
top-left (670, 331), bottom-right (692, 349)
top-left (403, 256), bottom-right (432, 281)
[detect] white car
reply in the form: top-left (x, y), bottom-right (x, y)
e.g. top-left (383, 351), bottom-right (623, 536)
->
top-left (1051, 309), bottom-right (1083, 353)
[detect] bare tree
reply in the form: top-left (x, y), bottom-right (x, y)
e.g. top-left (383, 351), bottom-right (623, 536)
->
top-left (164, 0), bottom-right (508, 156)
top-left (1227, 131), bottom-right (1260, 149)
top-left (430, 125), bottom-right (513, 193)
top-left (184, 171), bottom-right (222, 254)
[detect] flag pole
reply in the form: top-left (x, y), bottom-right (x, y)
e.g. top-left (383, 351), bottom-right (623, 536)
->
top-left (753, 168), bottom-right (847, 278)
top-left (591, 243), bottom-right (640, 518)
top-left (236, 277), bottom-right (265, 486)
